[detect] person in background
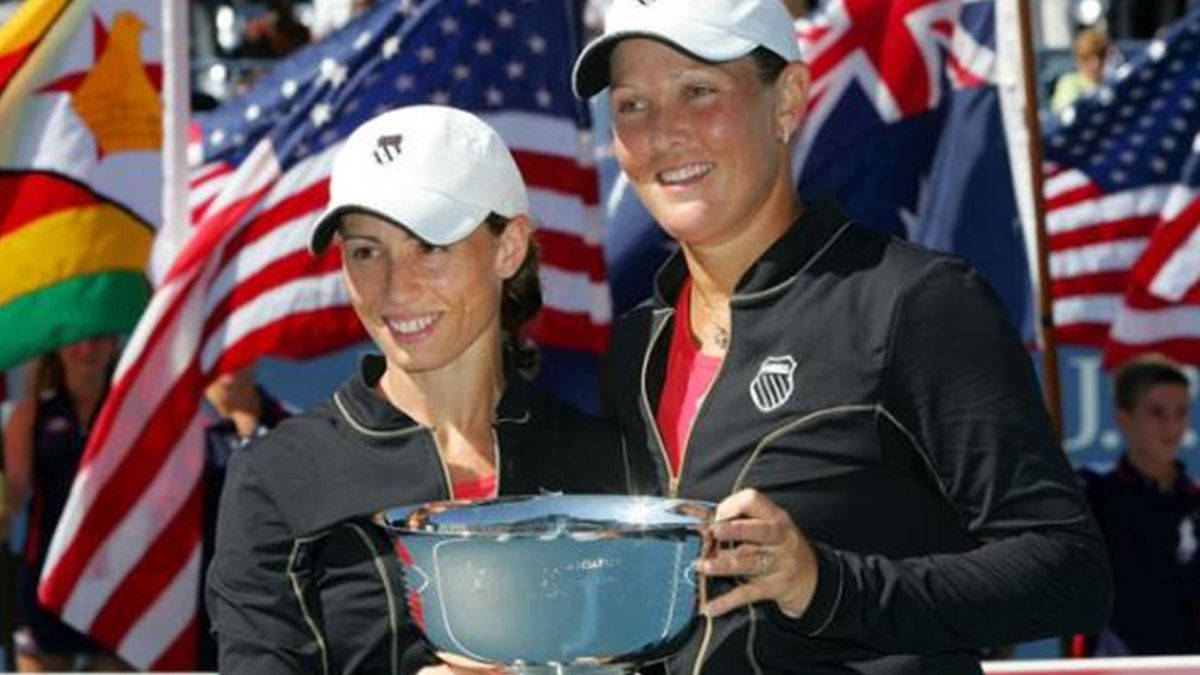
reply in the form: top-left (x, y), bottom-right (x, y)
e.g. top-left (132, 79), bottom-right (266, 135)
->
top-left (197, 364), bottom-right (291, 670)
top-left (207, 105), bottom-right (634, 675)
top-left (1050, 27), bottom-right (1110, 113)
top-left (574, 0), bottom-right (1111, 672)
top-left (2, 336), bottom-right (129, 672)
top-left (240, 0), bottom-right (311, 59)
top-left (0, 372), bottom-right (13, 671)
top-left (1078, 355), bottom-right (1198, 655)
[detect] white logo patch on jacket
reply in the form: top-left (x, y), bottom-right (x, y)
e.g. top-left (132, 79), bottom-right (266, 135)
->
top-left (749, 355), bottom-right (797, 413)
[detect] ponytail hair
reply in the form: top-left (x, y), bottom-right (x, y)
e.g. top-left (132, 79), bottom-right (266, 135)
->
top-left (484, 212), bottom-right (542, 376)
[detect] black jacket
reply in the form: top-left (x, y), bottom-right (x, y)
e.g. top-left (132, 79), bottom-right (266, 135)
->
top-left (207, 354), bottom-right (634, 674)
top-left (605, 202), bottom-right (1112, 674)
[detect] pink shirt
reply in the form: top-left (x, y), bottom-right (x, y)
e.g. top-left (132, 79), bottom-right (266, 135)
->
top-left (452, 473), bottom-right (497, 501)
top-left (655, 279), bottom-right (723, 479)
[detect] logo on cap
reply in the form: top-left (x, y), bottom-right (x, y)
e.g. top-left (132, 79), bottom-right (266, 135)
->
top-left (373, 134), bottom-right (404, 164)
top-left (749, 355), bottom-right (796, 413)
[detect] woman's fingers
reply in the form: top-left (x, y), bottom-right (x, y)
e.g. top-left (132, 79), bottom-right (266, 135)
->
top-left (699, 489), bottom-right (819, 619)
top-left (702, 578), bottom-right (770, 618)
top-left (711, 516), bottom-right (783, 546)
top-left (698, 544), bottom-right (776, 577)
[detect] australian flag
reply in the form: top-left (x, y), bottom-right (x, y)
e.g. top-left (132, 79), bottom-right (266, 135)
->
top-left (796, 0), bottom-right (1037, 340)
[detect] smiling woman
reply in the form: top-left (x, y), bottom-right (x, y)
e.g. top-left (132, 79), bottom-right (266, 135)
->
top-left (205, 105), bottom-right (636, 675)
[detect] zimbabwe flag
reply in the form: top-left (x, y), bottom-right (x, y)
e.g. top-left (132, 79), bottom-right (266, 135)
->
top-left (0, 0), bottom-right (170, 368)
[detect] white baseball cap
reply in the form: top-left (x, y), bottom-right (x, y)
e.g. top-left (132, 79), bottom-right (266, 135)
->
top-left (572, 0), bottom-right (802, 99)
top-left (309, 105), bottom-right (529, 253)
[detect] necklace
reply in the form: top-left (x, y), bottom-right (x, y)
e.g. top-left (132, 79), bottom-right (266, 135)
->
top-left (691, 284), bottom-right (731, 351)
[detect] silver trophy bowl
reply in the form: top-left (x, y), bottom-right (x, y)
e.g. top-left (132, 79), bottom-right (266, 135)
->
top-left (376, 494), bottom-right (715, 674)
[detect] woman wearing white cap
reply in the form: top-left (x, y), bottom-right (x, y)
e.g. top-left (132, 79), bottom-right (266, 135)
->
top-left (574, 0), bottom-right (1111, 673)
top-left (206, 105), bottom-right (636, 675)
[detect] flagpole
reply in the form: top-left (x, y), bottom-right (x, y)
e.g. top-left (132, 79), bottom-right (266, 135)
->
top-left (159, 0), bottom-right (191, 287)
top-left (1014, 0), bottom-right (1065, 439)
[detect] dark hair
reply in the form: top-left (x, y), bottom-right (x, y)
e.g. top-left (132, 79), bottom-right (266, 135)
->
top-left (749, 46), bottom-right (789, 84)
top-left (36, 351), bottom-right (66, 393)
top-left (35, 337), bottom-right (118, 398)
top-left (1114, 355), bottom-right (1189, 411)
top-left (484, 212), bottom-right (542, 376)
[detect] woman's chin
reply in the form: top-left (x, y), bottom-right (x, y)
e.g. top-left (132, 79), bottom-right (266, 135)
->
top-left (656, 213), bottom-right (724, 244)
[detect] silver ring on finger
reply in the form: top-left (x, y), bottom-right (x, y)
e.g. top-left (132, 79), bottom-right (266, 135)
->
top-left (757, 550), bottom-right (772, 575)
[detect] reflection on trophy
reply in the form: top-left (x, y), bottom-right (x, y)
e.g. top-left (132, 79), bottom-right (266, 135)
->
top-left (376, 495), bottom-right (715, 674)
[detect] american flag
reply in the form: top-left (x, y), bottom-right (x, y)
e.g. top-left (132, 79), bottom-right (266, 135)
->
top-left (1044, 7), bottom-right (1200, 367)
top-left (39, 0), bottom-right (607, 668)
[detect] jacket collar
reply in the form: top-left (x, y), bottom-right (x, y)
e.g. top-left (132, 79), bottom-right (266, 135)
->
top-left (650, 198), bottom-right (851, 307)
top-left (1115, 453), bottom-right (1196, 497)
top-left (333, 353), bottom-right (534, 434)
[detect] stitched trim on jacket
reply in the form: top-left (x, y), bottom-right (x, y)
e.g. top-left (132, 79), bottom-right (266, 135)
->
top-left (288, 534), bottom-right (331, 675)
top-left (731, 404), bottom-right (878, 493)
top-left (333, 391), bottom-right (425, 439)
top-left (732, 220), bottom-right (853, 305)
top-left (809, 560), bottom-right (845, 637)
top-left (874, 405), bottom-right (955, 511)
top-left (495, 410), bottom-right (531, 424)
top-left (641, 308), bottom-right (676, 495)
top-left (346, 522), bottom-right (401, 675)
top-left (746, 604), bottom-right (765, 675)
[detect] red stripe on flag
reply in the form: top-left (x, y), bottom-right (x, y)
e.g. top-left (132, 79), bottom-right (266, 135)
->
top-left (0, 45), bottom-right (34, 96)
top-left (190, 196), bottom-right (216, 227)
top-left (946, 53), bottom-right (986, 88)
top-left (88, 481), bottom-right (202, 652)
top-left (151, 617), bottom-right (199, 672)
top-left (1044, 182), bottom-right (1105, 211)
top-left (0, 172), bottom-right (104, 235)
top-left (166, 182), bottom-right (275, 284)
top-left (189, 163), bottom-right (233, 189)
top-left (1130, 193), bottom-right (1200, 291)
top-left (212, 307), bottom-right (366, 375)
top-left (1055, 322), bottom-right (1112, 347)
top-left (528, 308), bottom-right (610, 353)
top-left (218, 179), bottom-right (330, 269)
top-left (1120, 284), bottom-right (1200, 310)
top-left (512, 150), bottom-right (599, 205)
top-left (1051, 272), bottom-right (1130, 298)
top-left (535, 230), bottom-right (606, 281)
top-left (1104, 337), bottom-right (1200, 369)
top-left (1047, 215), bottom-right (1158, 251)
top-left (200, 250), bottom-right (342, 342)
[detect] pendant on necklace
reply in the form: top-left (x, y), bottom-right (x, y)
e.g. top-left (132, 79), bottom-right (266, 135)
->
top-left (713, 327), bottom-right (730, 350)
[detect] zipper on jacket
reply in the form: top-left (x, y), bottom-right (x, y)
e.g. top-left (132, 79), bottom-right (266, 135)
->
top-left (490, 428), bottom-right (501, 497)
top-left (640, 310), bottom-right (677, 496)
top-left (425, 429), bottom-right (455, 499)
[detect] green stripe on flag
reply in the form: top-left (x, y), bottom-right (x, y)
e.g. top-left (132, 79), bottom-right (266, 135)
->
top-left (0, 270), bottom-right (149, 369)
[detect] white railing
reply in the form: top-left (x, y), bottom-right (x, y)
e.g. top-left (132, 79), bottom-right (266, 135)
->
top-left (984, 656), bottom-right (1200, 674)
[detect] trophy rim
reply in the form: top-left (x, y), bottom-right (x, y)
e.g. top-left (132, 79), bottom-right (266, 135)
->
top-left (375, 494), bottom-right (716, 541)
